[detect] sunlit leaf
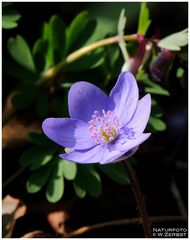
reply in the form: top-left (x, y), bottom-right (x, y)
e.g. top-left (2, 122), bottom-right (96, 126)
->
top-left (7, 35), bottom-right (36, 72)
top-left (98, 162), bottom-right (129, 185)
top-left (61, 160), bottom-right (77, 180)
top-left (66, 11), bottom-right (90, 52)
top-left (19, 146), bottom-right (56, 170)
top-left (117, 9), bottom-right (129, 64)
top-left (2, 9), bottom-right (21, 29)
top-left (46, 158), bottom-right (64, 203)
top-left (137, 2), bottom-right (151, 35)
top-left (158, 29), bottom-right (188, 51)
top-left (48, 15), bottom-right (66, 64)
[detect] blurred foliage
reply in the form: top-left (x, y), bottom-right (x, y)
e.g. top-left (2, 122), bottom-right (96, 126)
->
top-left (137, 2), bottom-right (151, 36)
top-left (2, 3), bottom-right (21, 29)
top-left (3, 2), bottom-right (188, 202)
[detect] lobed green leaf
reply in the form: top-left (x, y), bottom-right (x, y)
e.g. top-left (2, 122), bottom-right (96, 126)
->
top-left (137, 2), bottom-right (151, 36)
top-left (7, 35), bottom-right (36, 73)
top-left (2, 9), bottom-right (21, 29)
top-left (158, 29), bottom-right (188, 51)
top-left (98, 162), bottom-right (129, 185)
top-left (61, 160), bottom-right (77, 181)
top-left (26, 161), bottom-right (54, 193)
top-left (46, 158), bottom-right (64, 203)
top-left (19, 146), bottom-right (57, 170)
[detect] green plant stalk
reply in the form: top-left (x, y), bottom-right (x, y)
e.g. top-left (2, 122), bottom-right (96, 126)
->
top-left (3, 34), bottom-right (138, 126)
top-left (38, 34), bottom-right (138, 85)
top-left (123, 159), bottom-right (152, 238)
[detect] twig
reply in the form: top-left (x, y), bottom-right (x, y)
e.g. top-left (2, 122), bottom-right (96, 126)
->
top-left (2, 166), bottom-right (27, 190)
top-left (64, 215), bottom-right (187, 238)
top-left (170, 178), bottom-right (187, 218)
top-left (123, 159), bottom-right (152, 237)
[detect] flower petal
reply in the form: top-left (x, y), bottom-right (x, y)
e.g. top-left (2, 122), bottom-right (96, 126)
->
top-left (109, 71), bottom-right (139, 127)
top-left (126, 94), bottom-right (151, 133)
top-left (115, 132), bottom-right (151, 152)
top-left (42, 118), bottom-right (96, 150)
top-left (68, 81), bottom-right (109, 122)
top-left (60, 144), bottom-right (126, 165)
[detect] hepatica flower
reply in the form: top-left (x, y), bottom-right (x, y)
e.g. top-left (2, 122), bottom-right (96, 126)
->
top-left (42, 71), bottom-right (151, 164)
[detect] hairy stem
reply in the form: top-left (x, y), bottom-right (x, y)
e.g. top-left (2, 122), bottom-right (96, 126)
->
top-left (65, 215), bottom-right (186, 238)
top-left (123, 159), bottom-right (152, 238)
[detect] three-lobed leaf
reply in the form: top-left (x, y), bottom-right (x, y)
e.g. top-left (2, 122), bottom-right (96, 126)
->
top-left (46, 158), bottom-right (64, 203)
top-left (7, 35), bottom-right (36, 72)
top-left (158, 29), bottom-right (188, 51)
top-left (2, 9), bottom-right (21, 29)
top-left (137, 2), bottom-right (151, 36)
top-left (19, 146), bottom-right (56, 170)
top-left (61, 160), bottom-right (77, 180)
top-left (26, 161), bottom-right (54, 193)
top-left (98, 162), bottom-right (129, 185)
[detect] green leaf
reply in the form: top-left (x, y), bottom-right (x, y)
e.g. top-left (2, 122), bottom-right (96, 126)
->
top-left (26, 161), bottom-right (54, 193)
top-left (151, 99), bottom-right (163, 117)
top-left (98, 162), bottom-right (129, 185)
top-left (48, 15), bottom-right (66, 64)
top-left (65, 48), bottom-right (104, 72)
top-left (117, 9), bottom-right (129, 64)
top-left (145, 83), bottom-right (170, 96)
top-left (46, 158), bottom-right (64, 203)
top-left (2, 9), bottom-right (21, 29)
top-left (176, 67), bottom-right (185, 78)
top-left (66, 11), bottom-right (90, 52)
top-left (20, 146), bottom-right (56, 170)
top-left (32, 39), bottom-right (47, 73)
top-left (148, 116), bottom-right (166, 131)
top-left (73, 165), bottom-right (102, 198)
top-left (137, 69), bottom-right (170, 96)
top-left (7, 35), bottom-right (36, 72)
top-left (73, 181), bottom-right (86, 199)
top-left (83, 165), bottom-right (102, 198)
top-left (61, 160), bottom-right (77, 180)
top-left (3, 58), bottom-right (37, 82)
top-left (158, 29), bottom-right (188, 51)
top-left (137, 2), bottom-right (151, 35)
top-left (29, 133), bottom-right (57, 147)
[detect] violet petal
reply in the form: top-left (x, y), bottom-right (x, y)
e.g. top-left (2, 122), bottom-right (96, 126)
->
top-left (42, 118), bottom-right (96, 150)
top-left (126, 94), bottom-right (151, 133)
top-left (68, 81), bottom-right (109, 122)
top-left (109, 71), bottom-right (139, 127)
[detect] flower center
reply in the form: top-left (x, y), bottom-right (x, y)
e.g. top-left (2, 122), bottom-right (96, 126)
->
top-left (88, 110), bottom-right (120, 144)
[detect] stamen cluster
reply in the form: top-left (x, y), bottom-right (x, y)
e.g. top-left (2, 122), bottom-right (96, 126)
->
top-left (88, 110), bottom-right (120, 144)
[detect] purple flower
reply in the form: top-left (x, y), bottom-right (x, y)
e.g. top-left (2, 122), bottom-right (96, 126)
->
top-left (42, 71), bottom-right (151, 164)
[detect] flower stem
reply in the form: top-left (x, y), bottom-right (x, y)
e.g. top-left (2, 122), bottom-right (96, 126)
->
top-left (123, 159), bottom-right (152, 238)
top-left (39, 34), bottom-right (138, 85)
